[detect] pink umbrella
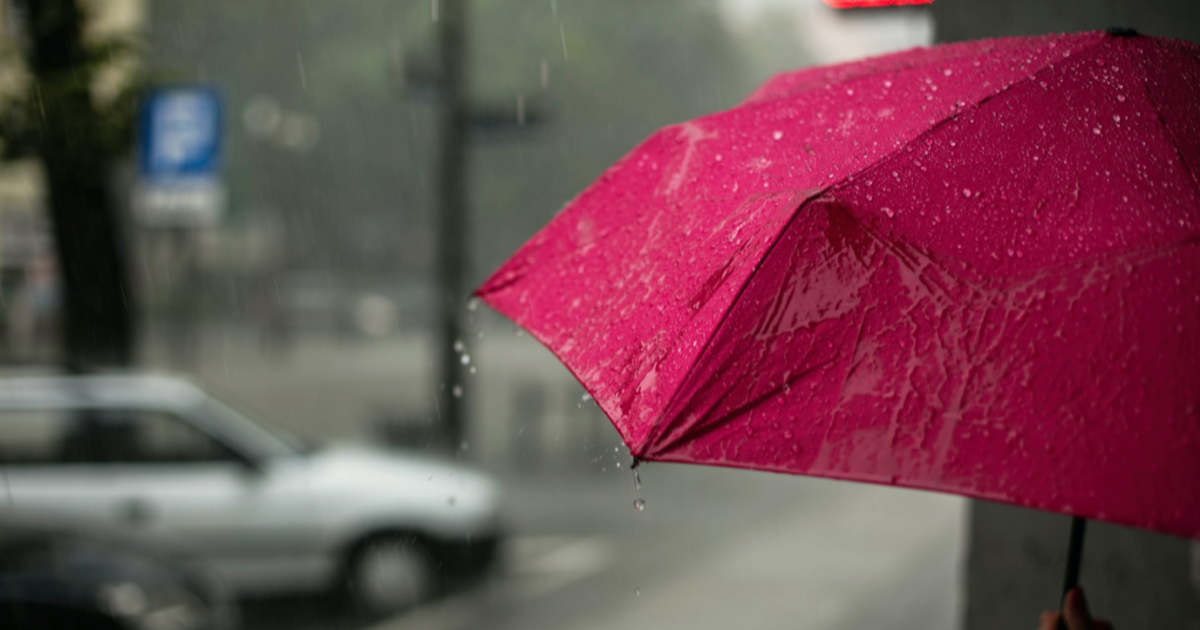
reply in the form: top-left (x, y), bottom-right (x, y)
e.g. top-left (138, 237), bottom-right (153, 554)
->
top-left (477, 28), bottom-right (1200, 603)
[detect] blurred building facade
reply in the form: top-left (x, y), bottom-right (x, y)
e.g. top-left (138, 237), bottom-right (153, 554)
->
top-left (931, 1), bottom-right (1200, 628)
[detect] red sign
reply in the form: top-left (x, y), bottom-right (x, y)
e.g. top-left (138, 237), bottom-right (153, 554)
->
top-left (822, 0), bottom-right (934, 7)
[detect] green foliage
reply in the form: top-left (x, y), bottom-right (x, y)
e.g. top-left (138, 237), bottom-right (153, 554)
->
top-left (0, 6), bottom-right (145, 170)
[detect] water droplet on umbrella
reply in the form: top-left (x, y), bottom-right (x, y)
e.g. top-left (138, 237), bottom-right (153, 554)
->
top-left (1113, 115), bottom-right (1121, 123)
top-left (943, 68), bottom-right (953, 76)
top-left (962, 188), bottom-right (972, 198)
top-left (882, 207), bottom-right (894, 218)
top-left (772, 130), bottom-right (783, 140)
top-left (1093, 126), bottom-right (1102, 135)
top-left (581, 393), bottom-right (592, 402)
top-left (452, 385), bottom-right (463, 398)
top-left (634, 498), bottom-right (645, 511)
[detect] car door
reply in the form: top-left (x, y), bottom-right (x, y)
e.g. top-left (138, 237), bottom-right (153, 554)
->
top-left (83, 407), bottom-right (328, 595)
top-left (0, 407), bottom-right (118, 522)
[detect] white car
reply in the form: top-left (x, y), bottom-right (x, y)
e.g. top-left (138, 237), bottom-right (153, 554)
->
top-left (0, 375), bottom-right (502, 614)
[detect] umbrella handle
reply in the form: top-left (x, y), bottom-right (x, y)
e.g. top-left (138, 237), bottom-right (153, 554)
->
top-left (1056, 516), bottom-right (1088, 630)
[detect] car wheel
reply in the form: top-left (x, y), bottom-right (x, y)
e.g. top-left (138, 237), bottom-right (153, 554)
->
top-left (347, 535), bottom-right (433, 616)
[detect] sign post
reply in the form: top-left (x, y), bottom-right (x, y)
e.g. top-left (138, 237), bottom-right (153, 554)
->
top-left (135, 86), bottom-right (224, 368)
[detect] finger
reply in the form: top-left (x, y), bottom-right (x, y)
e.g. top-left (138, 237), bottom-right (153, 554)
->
top-left (1063, 588), bottom-right (1093, 630)
top-left (1038, 611), bottom-right (1060, 630)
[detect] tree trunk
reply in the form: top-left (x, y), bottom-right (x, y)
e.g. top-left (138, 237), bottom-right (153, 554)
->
top-left (24, 0), bottom-right (135, 370)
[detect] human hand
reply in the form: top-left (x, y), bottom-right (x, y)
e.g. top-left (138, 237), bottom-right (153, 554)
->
top-left (1038, 588), bottom-right (1113, 630)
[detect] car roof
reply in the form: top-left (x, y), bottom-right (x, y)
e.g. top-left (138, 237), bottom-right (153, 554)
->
top-left (0, 374), bottom-right (208, 410)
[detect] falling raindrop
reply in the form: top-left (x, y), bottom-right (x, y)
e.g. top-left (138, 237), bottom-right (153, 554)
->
top-left (616, 461), bottom-right (622, 469)
top-left (452, 385), bottom-right (463, 398)
top-left (454, 340), bottom-right (465, 352)
top-left (467, 298), bottom-right (479, 311)
top-left (634, 498), bottom-right (646, 511)
top-left (461, 354), bottom-right (471, 365)
top-left (635, 587), bottom-right (641, 597)
top-left (469, 366), bottom-right (476, 374)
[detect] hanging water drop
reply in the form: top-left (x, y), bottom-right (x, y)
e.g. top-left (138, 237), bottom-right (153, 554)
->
top-left (633, 498), bottom-right (645, 511)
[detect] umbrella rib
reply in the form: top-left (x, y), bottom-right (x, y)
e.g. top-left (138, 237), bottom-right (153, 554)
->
top-left (1126, 41), bottom-right (1200, 201)
top-left (637, 190), bottom-right (825, 457)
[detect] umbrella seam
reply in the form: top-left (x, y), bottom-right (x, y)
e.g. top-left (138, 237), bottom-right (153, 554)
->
top-left (1127, 40), bottom-right (1200, 201)
top-left (640, 36), bottom-right (1111, 460)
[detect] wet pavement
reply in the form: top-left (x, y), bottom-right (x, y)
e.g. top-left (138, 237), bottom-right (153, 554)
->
top-left (242, 465), bottom-right (964, 630)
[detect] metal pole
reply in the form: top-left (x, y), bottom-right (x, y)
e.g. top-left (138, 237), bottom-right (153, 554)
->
top-left (434, 0), bottom-right (468, 450)
top-left (1056, 516), bottom-right (1087, 630)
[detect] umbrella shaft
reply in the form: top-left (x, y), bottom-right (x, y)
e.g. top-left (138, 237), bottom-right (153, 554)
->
top-left (1057, 516), bottom-right (1087, 630)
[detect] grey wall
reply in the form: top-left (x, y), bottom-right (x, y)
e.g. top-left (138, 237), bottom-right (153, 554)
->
top-left (966, 502), bottom-right (1200, 629)
top-left (934, 0), bottom-right (1200, 44)
top-left (931, 1), bottom-right (1200, 627)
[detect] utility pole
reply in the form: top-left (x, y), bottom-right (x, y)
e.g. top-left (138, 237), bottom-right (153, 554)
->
top-left (434, 0), bottom-right (469, 449)
top-left (396, 0), bottom-right (547, 450)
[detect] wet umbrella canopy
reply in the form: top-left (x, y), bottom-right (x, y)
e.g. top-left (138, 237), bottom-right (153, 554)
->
top-left (478, 31), bottom-right (1200, 540)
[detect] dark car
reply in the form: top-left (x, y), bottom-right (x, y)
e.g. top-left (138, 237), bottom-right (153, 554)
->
top-left (0, 514), bottom-right (239, 630)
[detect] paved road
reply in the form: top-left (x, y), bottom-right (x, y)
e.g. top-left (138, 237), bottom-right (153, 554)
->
top-left (241, 464), bottom-right (965, 630)
top-left (136, 325), bottom-right (967, 630)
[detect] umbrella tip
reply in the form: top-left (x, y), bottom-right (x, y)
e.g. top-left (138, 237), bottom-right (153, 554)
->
top-left (1106, 27), bottom-right (1138, 37)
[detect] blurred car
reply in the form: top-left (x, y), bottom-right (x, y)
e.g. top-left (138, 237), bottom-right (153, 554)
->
top-left (0, 513), bottom-right (238, 630)
top-left (0, 375), bottom-right (502, 615)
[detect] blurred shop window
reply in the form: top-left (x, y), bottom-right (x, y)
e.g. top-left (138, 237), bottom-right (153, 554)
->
top-left (0, 410), bottom-right (81, 465)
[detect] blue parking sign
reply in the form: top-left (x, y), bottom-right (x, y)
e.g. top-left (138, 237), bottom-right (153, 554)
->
top-left (136, 86), bottom-right (225, 226)
top-left (140, 87), bottom-right (222, 177)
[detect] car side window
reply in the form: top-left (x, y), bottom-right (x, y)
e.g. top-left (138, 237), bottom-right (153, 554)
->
top-left (0, 410), bottom-right (86, 465)
top-left (88, 409), bottom-right (241, 464)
